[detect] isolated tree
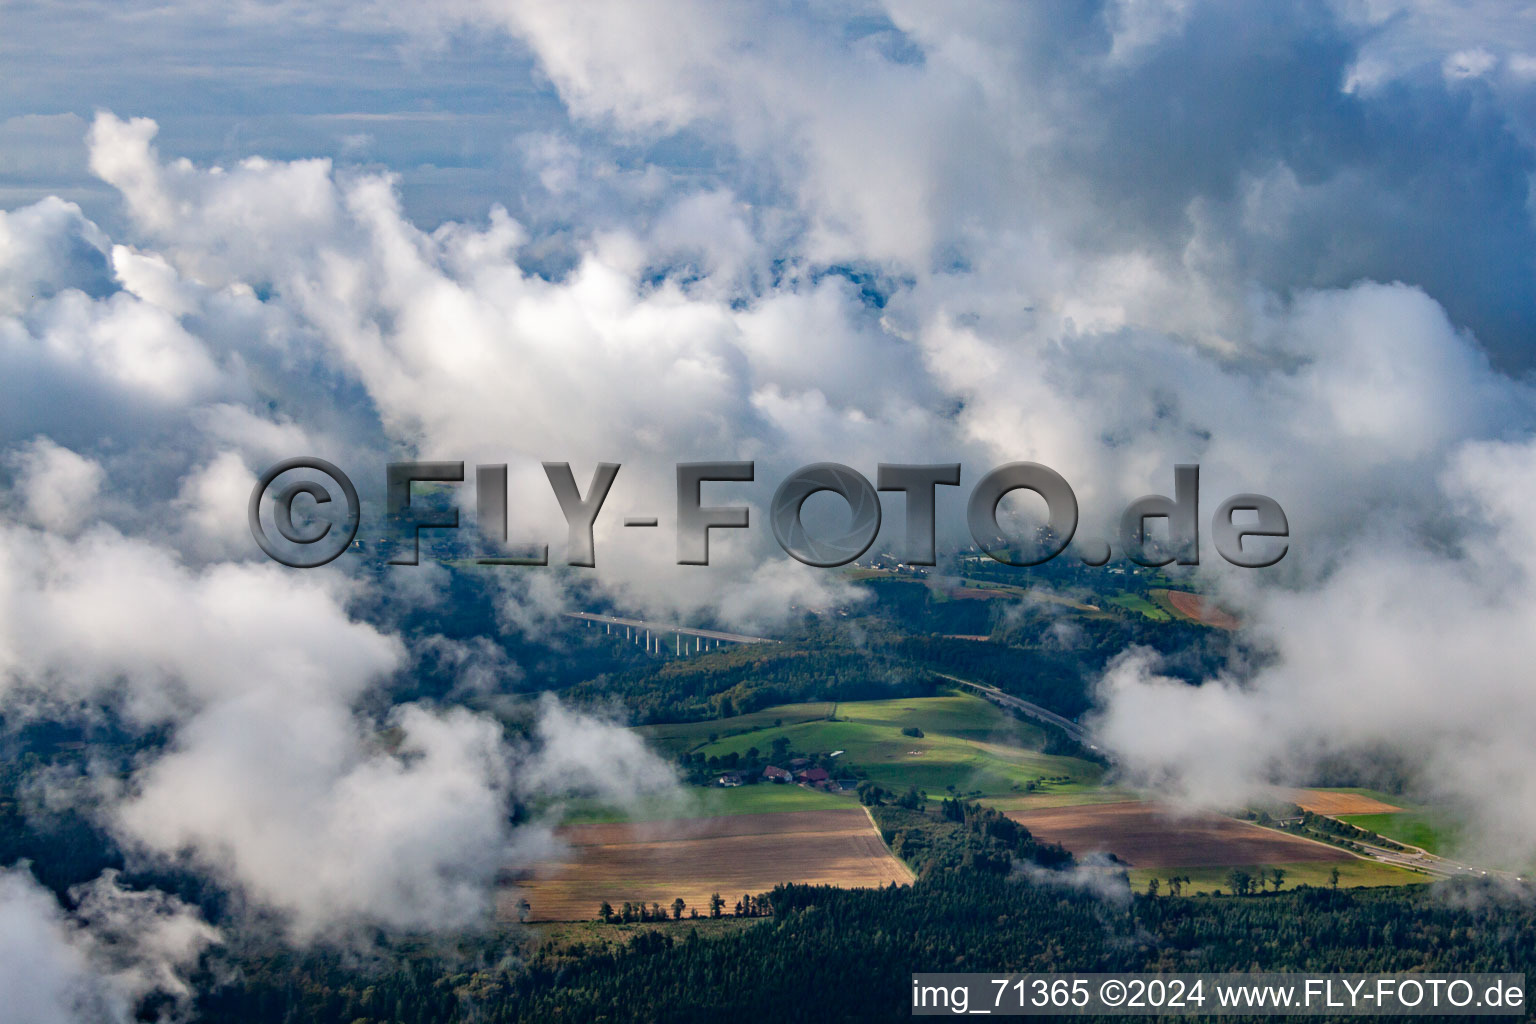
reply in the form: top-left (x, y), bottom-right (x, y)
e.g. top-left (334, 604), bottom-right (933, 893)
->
top-left (671, 898), bottom-right (685, 920)
top-left (709, 892), bottom-right (725, 918)
top-left (621, 901), bottom-right (635, 923)
top-left (1329, 866), bottom-right (1341, 890)
top-left (1270, 868), bottom-right (1286, 892)
top-left (1226, 869), bottom-right (1253, 896)
top-left (599, 901), bottom-right (614, 922)
top-left (1166, 876), bottom-right (1182, 897)
top-left (1146, 878), bottom-right (1160, 897)
top-left (651, 902), bottom-right (662, 921)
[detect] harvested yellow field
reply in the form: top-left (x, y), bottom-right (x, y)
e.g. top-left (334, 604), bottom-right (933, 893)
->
top-left (506, 808), bottom-right (913, 922)
top-left (1289, 789), bottom-right (1401, 815)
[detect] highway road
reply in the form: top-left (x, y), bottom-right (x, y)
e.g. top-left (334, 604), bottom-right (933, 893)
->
top-left (566, 611), bottom-right (780, 645)
top-left (937, 673), bottom-right (1096, 748)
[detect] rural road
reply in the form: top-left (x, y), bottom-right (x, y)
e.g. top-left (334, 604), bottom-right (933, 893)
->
top-left (937, 674), bottom-right (1096, 748)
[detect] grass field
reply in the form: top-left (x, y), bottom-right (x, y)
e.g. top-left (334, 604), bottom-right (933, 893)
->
top-left (1341, 812), bottom-right (1460, 857)
top-left (1286, 788), bottom-right (1460, 857)
top-left (509, 808), bottom-right (912, 921)
top-left (1107, 593), bottom-right (1171, 621)
top-left (1125, 859), bottom-right (1429, 892)
top-left (682, 692), bottom-right (1105, 800)
top-left (641, 703), bottom-right (838, 755)
top-left (562, 783), bottom-right (852, 824)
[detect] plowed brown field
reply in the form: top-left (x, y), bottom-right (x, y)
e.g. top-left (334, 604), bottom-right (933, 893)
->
top-left (506, 809), bottom-right (913, 921)
top-left (1006, 801), bottom-right (1350, 869)
top-left (1163, 590), bottom-right (1241, 630)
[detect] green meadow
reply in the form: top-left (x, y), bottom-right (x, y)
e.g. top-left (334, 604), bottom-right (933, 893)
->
top-left (1125, 859), bottom-right (1430, 892)
top-left (559, 780), bottom-right (852, 824)
top-left (660, 691), bottom-right (1105, 801)
top-left (1341, 812), bottom-right (1460, 857)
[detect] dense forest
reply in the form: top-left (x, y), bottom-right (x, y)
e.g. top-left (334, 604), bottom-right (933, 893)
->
top-left (179, 793), bottom-right (1536, 1022)
top-left (190, 872), bottom-right (1536, 1023)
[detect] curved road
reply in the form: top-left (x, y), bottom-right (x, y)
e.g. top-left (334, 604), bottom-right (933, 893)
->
top-left (937, 673), bottom-right (1096, 749)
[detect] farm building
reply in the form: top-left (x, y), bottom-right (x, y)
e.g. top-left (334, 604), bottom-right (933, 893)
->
top-left (762, 765), bottom-right (792, 782)
top-left (797, 767), bottom-right (830, 784)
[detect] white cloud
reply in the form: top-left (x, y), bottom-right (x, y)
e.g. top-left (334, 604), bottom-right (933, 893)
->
top-left (2, 0), bottom-right (1536, 940)
top-left (0, 867), bottom-right (217, 1024)
top-left (6, 437), bottom-right (105, 533)
top-left (172, 450), bottom-right (258, 557)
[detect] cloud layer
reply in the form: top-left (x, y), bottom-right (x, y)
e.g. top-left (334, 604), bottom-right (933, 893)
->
top-left (4, 0), bottom-right (1536, 974)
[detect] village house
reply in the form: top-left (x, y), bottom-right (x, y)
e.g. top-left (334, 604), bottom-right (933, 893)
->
top-left (762, 765), bottom-right (792, 783)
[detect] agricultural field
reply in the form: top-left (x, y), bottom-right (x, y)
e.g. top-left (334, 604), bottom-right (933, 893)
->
top-left (508, 808), bottom-right (912, 922)
top-left (1106, 593), bottom-right (1171, 621)
top-left (1288, 788), bottom-right (1402, 815)
top-left (1152, 589), bottom-right (1240, 630)
top-left (1005, 801), bottom-right (1354, 869)
top-left (1125, 859), bottom-right (1428, 892)
top-left (563, 781), bottom-right (851, 824)
top-left (1286, 788), bottom-right (1460, 857)
top-left (678, 692), bottom-right (1106, 800)
top-left (988, 790), bottom-right (1141, 811)
top-left (641, 702), bottom-right (838, 755)
top-left (1340, 812), bottom-right (1460, 857)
